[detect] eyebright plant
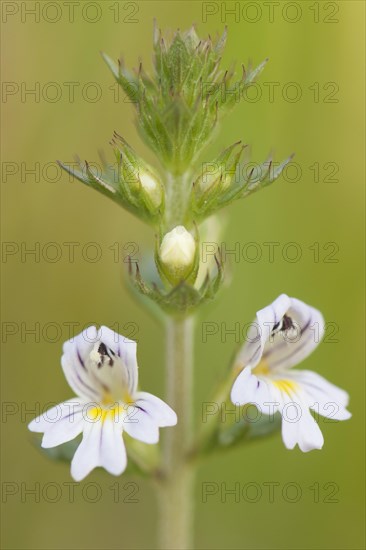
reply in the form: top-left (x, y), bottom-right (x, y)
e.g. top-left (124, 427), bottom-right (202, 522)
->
top-left (30, 23), bottom-right (350, 550)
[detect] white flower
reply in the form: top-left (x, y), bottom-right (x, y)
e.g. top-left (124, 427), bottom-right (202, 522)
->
top-left (28, 326), bottom-right (177, 481)
top-left (159, 225), bottom-right (196, 283)
top-left (230, 294), bottom-right (351, 452)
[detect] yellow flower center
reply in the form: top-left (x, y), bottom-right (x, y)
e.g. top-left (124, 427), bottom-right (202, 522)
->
top-left (253, 360), bottom-right (270, 376)
top-left (253, 361), bottom-right (298, 395)
top-left (87, 391), bottom-right (134, 423)
top-left (272, 379), bottom-right (298, 394)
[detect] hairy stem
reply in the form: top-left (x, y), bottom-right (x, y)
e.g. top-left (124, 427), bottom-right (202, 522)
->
top-left (158, 315), bottom-right (195, 549)
top-left (164, 171), bottom-right (192, 230)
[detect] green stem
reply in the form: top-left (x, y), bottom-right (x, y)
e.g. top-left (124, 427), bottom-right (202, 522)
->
top-left (189, 365), bottom-right (240, 460)
top-left (164, 171), bottom-right (192, 230)
top-left (158, 315), bottom-right (195, 549)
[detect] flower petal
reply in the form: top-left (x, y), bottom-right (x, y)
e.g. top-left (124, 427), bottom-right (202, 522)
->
top-left (296, 409), bottom-right (324, 452)
top-left (281, 415), bottom-right (298, 450)
top-left (288, 369), bottom-right (351, 420)
top-left (70, 416), bottom-right (127, 481)
top-left (70, 420), bottom-right (103, 481)
top-left (264, 298), bottom-right (324, 371)
top-left (235, 294), bottom-right (291, 370)
top-left (230, 367), bottom-right (275, 413)
top-left (134, 392), bottom-right (177, 427)
top-left (61, 326), bottom-right (139, 402)
top-left (99, 326), bottom-right (138, 395)
top-left (99, 418), bottom-right (127, 476)
top-left (28, 399), bottom-right (85, 433)
top-left (230, 367), bottom-right (257, 404)
top-left (279, 388), bottom-right (324, 452)
top-left (42, 413), bottom-right (84, 449)
top-left (62, 327), bottom-right (102, 400)
top-left (123, 405), bottom-right (160, 444)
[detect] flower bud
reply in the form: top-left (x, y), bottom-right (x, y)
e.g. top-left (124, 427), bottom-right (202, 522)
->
top-left (139, 170), bottom-right (163, 210)
top-left (111, 133), bottom-right (164, 217)
top-left (193, 142), bottom-right (244, 202)
top-left (158, 226), bottom-right (197, 284)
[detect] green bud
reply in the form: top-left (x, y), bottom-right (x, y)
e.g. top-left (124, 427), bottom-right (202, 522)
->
top-left (139, 170), bottom-right (163, 210)
top-left (112, 132), bottom-right (164, 214)
top-left (193, 141), bottom-right (244, 200)
top-left (192, 141), bottom-right (244, 220)
top-left (103, 23), bottom-right (268, 173)
top-left (58, 133), bottom-right (165, 226)
top-left (191, 141), bottom-right (294, 221)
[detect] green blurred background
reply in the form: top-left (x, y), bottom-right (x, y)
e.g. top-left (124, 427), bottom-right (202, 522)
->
top-left (1, 1), bottom-right (364, 548)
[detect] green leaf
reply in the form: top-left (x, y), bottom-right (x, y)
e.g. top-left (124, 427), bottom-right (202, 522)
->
top-left (32, 434), bottom-right (81, 463)
top-left (217, 409), bottom-right (282, 449)
top-left (58, 152), bottom-right (163, 226)
top-left (101, 51), bottom-right (119, 79)
top-left (198, 403), bottom-right (282, 457)
top-left (167, 34), bottom-right (190, 90)
top-left (244, 57), bottom-right (269, 85)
